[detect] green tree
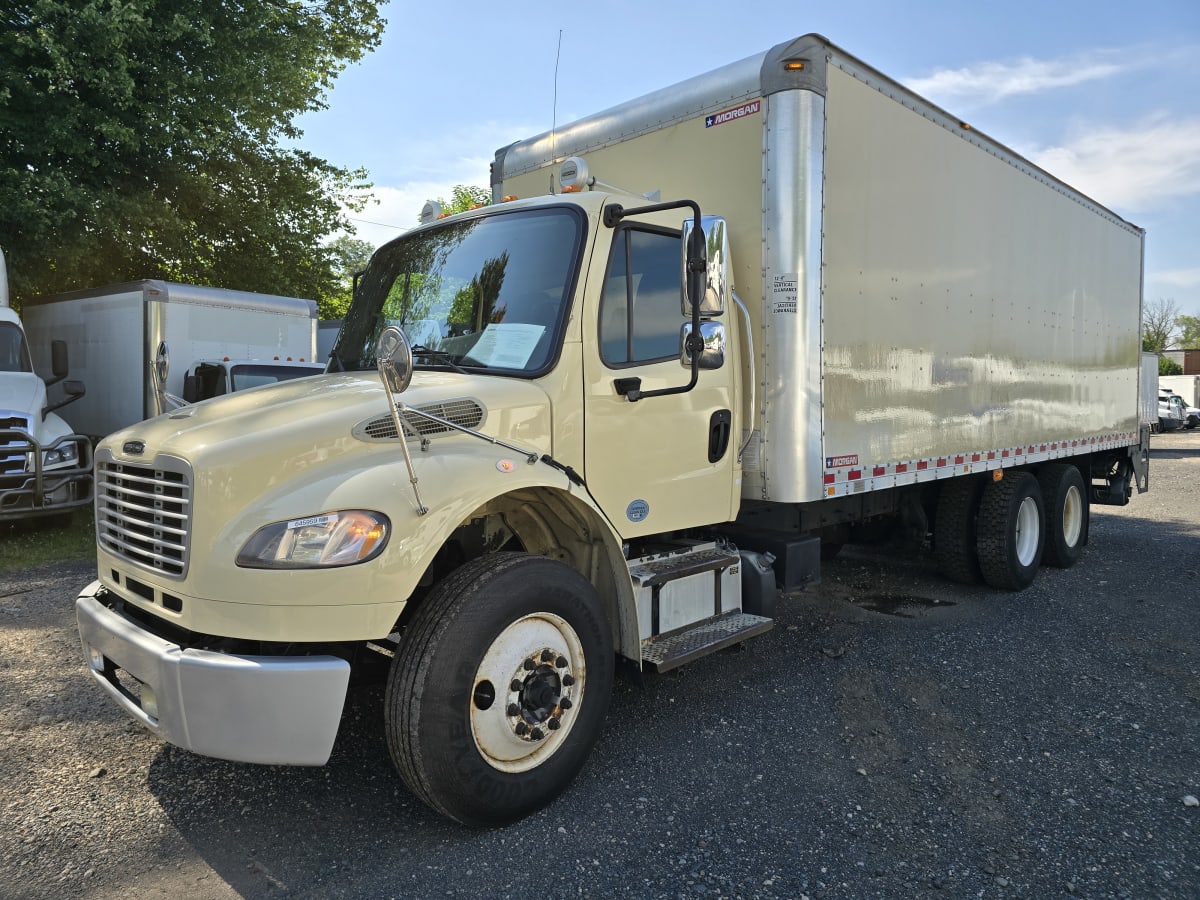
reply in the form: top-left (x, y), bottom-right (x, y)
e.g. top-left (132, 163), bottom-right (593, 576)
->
top-left (1142, 298), bottom-right (1180, 353)
top-left (425, 185), bottom-right (492, 222)
top-left (1159, 355), bottom-right (1183, 376)
top-left (0, 0), bottom-right (385, 310)
top-left (1176, 314), bottom-right (1200, 349)
top-left (323, 234), bottom-right (375, 319)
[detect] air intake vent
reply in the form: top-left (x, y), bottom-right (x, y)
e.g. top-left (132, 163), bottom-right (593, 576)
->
top-left (95, 456), bottom-right (192, 577)
top-left (355, 398), bottom-right (486, 442)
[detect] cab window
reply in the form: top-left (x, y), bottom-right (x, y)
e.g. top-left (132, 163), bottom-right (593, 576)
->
top-left (599, 227), bottom-right (684, 366)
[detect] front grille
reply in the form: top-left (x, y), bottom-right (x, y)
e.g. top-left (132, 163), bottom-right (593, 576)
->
top-left (356, 398), bottom-right (486, 441)
top-left (96, 458), bottom-right (192, 577)
top-left (0, 418), bottom-right (30, 474)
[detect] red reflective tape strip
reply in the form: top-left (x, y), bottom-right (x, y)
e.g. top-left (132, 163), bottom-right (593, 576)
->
top-left (873, 466), bottom-right (886, 477)
top-left (917, 461), bottom-right (929, 470)
top-left (896, 463), bottom-right (908, 473)
top-left (824, 473), bottom-right (835, 484)
top-left (848, 469), bottom-right (863, 480)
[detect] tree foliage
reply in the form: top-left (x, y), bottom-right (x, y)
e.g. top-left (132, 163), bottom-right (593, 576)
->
top-left (322, 234), bottom-right (375, 319)
top-left (1159, 355), bottom-right (1183, 376)
top-left (0, 0), bottom-right (385, 310)
top-left (1176, 314), bottom-right (1200, 350)
top-left (1142, 298), bottom-right (1180, 353)
top-left (427, 185), bottom-right (492, 221)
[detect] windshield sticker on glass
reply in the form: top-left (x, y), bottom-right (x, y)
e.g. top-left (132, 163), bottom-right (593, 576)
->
top-left (468, 323), bottom-right (546, 369)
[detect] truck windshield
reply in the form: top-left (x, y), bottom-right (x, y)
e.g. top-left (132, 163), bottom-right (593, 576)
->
top-left (332, 206), bottom-right (585, 376)
top-left (0, 323), bottom-right (32, 373)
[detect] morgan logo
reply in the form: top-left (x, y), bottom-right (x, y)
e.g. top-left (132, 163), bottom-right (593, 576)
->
top-left (122, 440), bottom-right (146, 456)
top-left (705, 100), bottom-right (761, 128)
top-left (826, 454), bottom-right (859, 468)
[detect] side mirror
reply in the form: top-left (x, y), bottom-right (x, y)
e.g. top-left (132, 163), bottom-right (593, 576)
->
top-left (680, 321), bottom-right (727, 370)
top-left (376, 325), bottom-right (414, 393)
top-left (154, 341), bottom-right (170, 387)
top-left (50, 340), bottom-right (70, 382)
top-left (681, 216), bottom-right (731, 317)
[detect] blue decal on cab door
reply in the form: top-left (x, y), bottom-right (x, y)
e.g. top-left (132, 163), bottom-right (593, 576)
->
top-left (626, 499), bottom-right (650, 522)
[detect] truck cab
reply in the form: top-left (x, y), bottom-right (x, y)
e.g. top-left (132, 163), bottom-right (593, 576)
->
top-left (0, 250), bottom-right (92, 522)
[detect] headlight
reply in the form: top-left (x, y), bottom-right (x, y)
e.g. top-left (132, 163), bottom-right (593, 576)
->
top-left (236, 511), bottom-right (390, 569)
top-left (44, 442), bottom-right (79, 467)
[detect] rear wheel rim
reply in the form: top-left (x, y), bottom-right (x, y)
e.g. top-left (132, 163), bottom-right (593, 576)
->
top-left (1061, 484), bottom-right (1083, 547)
top-left (1015, 496), bottom-right (1040, 566)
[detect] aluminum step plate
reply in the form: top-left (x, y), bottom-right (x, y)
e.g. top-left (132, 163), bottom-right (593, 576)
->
top-left (640, 611), bottom-right (773, 673)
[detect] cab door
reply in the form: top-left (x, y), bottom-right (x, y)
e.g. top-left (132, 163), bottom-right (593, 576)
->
top-left (582, 220), bottom-right (738, 537)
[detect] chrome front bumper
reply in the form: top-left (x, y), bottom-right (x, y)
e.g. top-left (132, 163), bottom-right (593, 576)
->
top-left (76, 581), bottom-right (350, 766)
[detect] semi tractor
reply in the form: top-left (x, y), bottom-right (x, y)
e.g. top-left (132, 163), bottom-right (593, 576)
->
top-left (76, 34), bottom-right (1148, 826)
top-left (0, 247), bottom-right (92, 522)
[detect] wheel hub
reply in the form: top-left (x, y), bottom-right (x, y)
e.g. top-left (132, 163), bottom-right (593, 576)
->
top-left (506, 650), bottom-right (574, 740)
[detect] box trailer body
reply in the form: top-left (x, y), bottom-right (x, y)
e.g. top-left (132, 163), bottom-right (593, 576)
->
top-left (75, 34), bottom-right (1149, 827)
top-left (1141, 354), bottom-right (1160, 428)
top-left (494, 34), bottom-right (1145, 510)
top-left (23, 281), bottom-right (319, 439)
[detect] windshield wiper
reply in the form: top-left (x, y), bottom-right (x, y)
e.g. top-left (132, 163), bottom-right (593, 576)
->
top-left (411, 345), bottom-right (470, 375)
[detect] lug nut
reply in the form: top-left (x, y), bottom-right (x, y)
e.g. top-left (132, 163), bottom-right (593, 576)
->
top-left (515, 721), bottom-right (528, 736)
top-left (510, 679), bottom-right (523, 692)
top-left (541, 649), bottom-right (555, 663)
top-left (562, 674), bottom-right (575, 686)
top-left (559, 698), bottom-right (573, 710)
top-left (555, 656), bottom-right (568, 668)
top-left (523, 659), bottom-right (536, 671)
top-left (530, 728), bottom-right (544, 741)
top-left (506, 703), bottom-right (521, 717)
top-left (547, 717), bottom-right (561, 730)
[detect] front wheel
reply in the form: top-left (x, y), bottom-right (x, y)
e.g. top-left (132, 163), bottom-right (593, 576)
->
top-left (385, 553), bottom-right (614, 826)
top-left (976, 473), bottom-right (1045, 590)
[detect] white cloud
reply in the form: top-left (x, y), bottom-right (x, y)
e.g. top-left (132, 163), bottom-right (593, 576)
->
top-left (1152, 268), bottom-right (1200, 289)
top-left (905, 52), bottom-right (1125, 107)
top-left (1025, 115), bottom-right (1200, 213)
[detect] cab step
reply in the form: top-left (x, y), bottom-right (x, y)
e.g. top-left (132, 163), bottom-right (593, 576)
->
top-left (641, 611), bottom-right (773, 673)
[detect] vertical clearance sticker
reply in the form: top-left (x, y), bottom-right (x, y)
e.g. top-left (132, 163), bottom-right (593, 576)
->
top-left (771, 274), bottom-right (798, 314)
top-left (705, 99), bottom-right (761, 128)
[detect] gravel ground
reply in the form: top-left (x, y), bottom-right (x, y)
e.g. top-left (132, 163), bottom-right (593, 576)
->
top-left (2, 432), bottom-right (1198, 899)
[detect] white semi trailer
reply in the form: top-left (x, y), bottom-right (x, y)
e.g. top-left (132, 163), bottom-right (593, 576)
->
top-left (23, 280), bottom-right (320, 440)
top-left (76, 34), bottom-right (1147, 826)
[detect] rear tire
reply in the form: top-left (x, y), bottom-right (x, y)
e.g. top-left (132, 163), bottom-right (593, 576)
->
top-left (933, 477), bottom-right (984, 584)
top-left (385, 553), bottom-right (614, 826)
top-left (976, 473), bottom-right (1044, 590)
top-left (1038, 464), bottom-right (1088, 568)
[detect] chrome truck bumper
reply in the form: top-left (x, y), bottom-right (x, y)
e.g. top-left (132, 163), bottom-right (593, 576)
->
top-left (76, 581), bottom-right (350, 766)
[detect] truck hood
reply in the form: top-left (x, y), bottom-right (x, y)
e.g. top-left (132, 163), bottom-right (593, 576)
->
top-left (100, 370), bottom-right (554, 467)
top-left (0, 372), bottom-right (47, 422)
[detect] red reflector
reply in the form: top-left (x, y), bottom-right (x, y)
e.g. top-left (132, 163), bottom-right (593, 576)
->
top-left (896, 463), bottom-right (908, 472)
top-left (937, 458), bottom-right (947, 467)
top-left (917, 461), bottom-right (928, 470)
top-left (848, 469), bottom-right (862, 480)
top-left (823, 473), bottom-right (835, 484)
top-left (873, 466), bottom-right (885, 477)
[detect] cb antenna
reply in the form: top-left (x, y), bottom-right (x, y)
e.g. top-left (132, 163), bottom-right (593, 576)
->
top-left (551, 29), bottom-right (562, 194)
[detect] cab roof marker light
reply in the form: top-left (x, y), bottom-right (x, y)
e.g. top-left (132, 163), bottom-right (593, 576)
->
top-left (419, 201), bottom-right (443, 225)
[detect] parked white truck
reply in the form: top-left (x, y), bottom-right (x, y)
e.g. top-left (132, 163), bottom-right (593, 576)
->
top-left (1159, 375), bottom-right (1200, 428)
top-left (0, 248), bottom-right (93, 522)
top-left (23, 280), bottom-right (322, 440)
top-left (75, 34), bottom-right (1148, 826)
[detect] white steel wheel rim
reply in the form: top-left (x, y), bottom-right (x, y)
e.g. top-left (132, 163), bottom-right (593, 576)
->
top-left (1015, 496), bottom-right (1040, 566)
top-left (1061, 485), bottom-right (1083, 547)
top-left (471, 612), bottom-right (585, 774)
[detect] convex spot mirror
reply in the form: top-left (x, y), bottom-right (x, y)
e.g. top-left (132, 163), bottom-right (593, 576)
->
top-left (377, 325), bottom-right (414, 393)
top-left (680, 216), bottom-right (731, 317)
top-left (680, 321), bottom-right (727, 370)
top-left (154, 341), bottom-right (170, 387)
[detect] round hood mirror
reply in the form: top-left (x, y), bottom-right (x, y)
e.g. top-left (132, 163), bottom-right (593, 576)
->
top-left (376, 325), bottom-right (413, 393)
top-left (154, 341), bottom-right (170, 385)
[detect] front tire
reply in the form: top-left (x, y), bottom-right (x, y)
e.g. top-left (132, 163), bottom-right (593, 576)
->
top-left (1038, 464), bottom-right (1088, 568)
top-left (976, 473), bottom-right (1045, 590)
top-left (385, 553), bottom-right (614, 826)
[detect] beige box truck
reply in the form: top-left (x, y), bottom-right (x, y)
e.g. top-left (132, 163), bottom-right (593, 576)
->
top-left (75, 34), bottom-right (1148, 826)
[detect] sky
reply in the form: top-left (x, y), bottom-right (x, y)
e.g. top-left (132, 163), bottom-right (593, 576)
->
top-left (294, 0), bottom-right (1200, 319)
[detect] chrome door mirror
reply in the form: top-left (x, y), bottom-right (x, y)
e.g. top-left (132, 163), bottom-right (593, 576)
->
top-left (681, 216), bottom-right (731, 317)
top-left (680, 321), bottom-right (726, 370)
top-left (376, 325), bottom-right (414, 393)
